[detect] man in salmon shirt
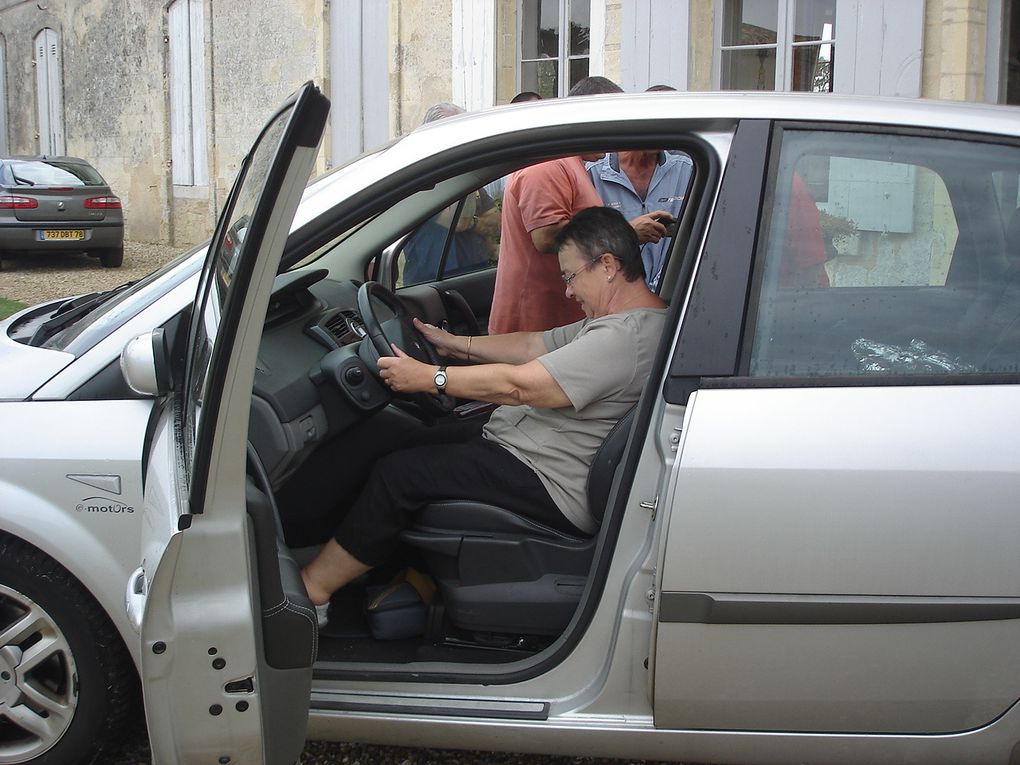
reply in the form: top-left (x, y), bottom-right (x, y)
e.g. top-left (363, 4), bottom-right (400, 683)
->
top-left (488, 77), bottom-right (668, 334)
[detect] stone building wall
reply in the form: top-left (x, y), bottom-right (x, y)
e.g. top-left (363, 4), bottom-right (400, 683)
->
top-left (922, 0), bottom-right (990, 101)
top-left (192, 0), bottom-right (325, 244)
top-left (0, 0), bottom-right (327, 247)
top-left (0, 0), bottom-right (1010, 249)
top-left (0, 0), bottom-right (169, 243)
top-left (389, 0), bottom-right (454, 136)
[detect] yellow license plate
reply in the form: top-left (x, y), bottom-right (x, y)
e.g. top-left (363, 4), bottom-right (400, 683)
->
top-left (41, 230), bottom-right (86, 241)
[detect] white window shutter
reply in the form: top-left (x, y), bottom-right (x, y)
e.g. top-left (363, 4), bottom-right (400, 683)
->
top-left (48, 34), bottom-right (65, 155)
top-left (0, 41), bottom-right (8, 157)
top-left (330, 0), bottom-right (390, 166)
top-left (34, 28), bottom-right (64, 156)
top-left (34, 35), bottom-right (48, 154)
top-left (621, 0), bottom-right (690, 91)
top-left (189, 0), bottom-right (207, 185)
top-left (834, 0), bottom-right (924, 97)
top-left (452, 0), bottom-right (495, 111)
top-left (168, 0), bottom-right (194, 184)
top-left (167, 0), bottom-right (207, 186)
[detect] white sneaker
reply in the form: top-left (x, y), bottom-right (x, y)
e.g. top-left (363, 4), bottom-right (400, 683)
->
top-left (315, 602), bottom-right (329, 628)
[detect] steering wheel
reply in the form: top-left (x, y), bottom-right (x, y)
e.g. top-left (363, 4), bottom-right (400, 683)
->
top-left (357, 281), bottom-right (456, 414)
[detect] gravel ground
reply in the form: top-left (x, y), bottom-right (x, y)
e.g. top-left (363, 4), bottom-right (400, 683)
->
top-left (1, 241), bottom-right (687, 765)
top-left (0, 240), bottom-right (184, 306)
top-left (110, 715), bottom-right (684, 765)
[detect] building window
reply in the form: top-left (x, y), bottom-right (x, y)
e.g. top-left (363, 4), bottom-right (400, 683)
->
top-left (34, 28), bottom-right (65, 155)
top-left (168, 0), bottom-right (207, 186)
top-left (719, 0), bottom-right (835, 92)
top-left (519, 0), bottom-right (591, 98)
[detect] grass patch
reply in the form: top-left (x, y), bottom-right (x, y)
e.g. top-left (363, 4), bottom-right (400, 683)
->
top-left (0, 298), bottom-right (27, 320)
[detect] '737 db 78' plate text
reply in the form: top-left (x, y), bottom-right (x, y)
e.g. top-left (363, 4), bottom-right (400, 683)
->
top-left (39, 230), bottom-right (86, 241)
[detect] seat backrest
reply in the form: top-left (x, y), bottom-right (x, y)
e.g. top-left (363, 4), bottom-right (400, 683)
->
top-left (585, 407), bottom-right (636, 528)
top-left (1007, 207), bottom-right (1020, 270)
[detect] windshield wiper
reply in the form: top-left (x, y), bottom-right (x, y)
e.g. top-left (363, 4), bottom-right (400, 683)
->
top-left (12, 174), bottom-right (35, 186)
top-left (29, 281), bottom-right (137, 346)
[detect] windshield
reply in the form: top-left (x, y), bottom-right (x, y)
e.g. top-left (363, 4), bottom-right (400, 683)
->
top-left (184, 101), bottom-right (296, 478)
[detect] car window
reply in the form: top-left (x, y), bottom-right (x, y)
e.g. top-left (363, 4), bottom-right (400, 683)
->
top-left (749, 129), bottom-right (1020, 378)
top-left (396, 187), bottom-right (500, 287)
top-left (4, 159), bottom-right (106, 186)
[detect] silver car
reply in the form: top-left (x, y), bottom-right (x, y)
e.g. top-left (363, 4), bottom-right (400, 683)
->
top-left (0, 156), bottom-right (124, 269)
top-left (2, 84), bottom-right (1020, 765)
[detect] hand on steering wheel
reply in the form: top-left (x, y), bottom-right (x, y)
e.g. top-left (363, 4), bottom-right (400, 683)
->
top-left (357, 281), bottom-right (456, 414)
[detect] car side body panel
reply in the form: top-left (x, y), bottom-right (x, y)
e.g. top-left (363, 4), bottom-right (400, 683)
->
top-left (0, 398), bottom-right (150, 667)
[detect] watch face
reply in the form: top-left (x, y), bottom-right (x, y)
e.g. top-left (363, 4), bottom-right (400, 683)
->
top-left (434, 369), bottom-right (448, 389)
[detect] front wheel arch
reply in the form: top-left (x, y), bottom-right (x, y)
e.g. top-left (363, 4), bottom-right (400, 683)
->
top-left (0, 533), bottom-right (140, 765)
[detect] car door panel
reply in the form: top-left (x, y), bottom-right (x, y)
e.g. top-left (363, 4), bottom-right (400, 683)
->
top-left (137, 82), bottom-right (328, 764)
top-left (654, 385), bottom-right (1020, 734)
top-left (653, 121), bottom-right (1020, 736)
top-left (397, 267), bottom-right (496, 335)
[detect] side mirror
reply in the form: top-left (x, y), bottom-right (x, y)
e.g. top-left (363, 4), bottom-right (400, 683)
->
top-left (120, 328), bottom-right (172, 397)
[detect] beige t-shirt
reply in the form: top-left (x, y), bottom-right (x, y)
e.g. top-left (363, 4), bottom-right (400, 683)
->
top-left (483, 307), bottom-right (667, 533)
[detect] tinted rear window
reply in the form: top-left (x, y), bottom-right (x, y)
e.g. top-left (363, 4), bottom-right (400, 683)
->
top-left (3, 159), bottom-right (106, 187)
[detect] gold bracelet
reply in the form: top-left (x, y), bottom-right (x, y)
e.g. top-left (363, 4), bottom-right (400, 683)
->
top-left (466, 335), bottom-right (473, 361)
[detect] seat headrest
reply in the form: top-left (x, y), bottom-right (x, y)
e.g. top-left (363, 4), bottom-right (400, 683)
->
top-left (585, 407), bottom-right (636, 528)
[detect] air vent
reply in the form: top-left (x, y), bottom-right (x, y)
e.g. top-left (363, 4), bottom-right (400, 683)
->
top-left (324, 312), bottom-right (349, 342)
top-left (318, 310), bottom-right (367, 347)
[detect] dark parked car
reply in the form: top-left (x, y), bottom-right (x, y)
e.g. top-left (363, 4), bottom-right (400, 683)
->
top-left (0, 156), bottom-right (124, 268)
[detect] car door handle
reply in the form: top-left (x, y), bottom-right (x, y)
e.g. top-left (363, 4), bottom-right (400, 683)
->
top-left (124, 566), bottom-right (147, 633)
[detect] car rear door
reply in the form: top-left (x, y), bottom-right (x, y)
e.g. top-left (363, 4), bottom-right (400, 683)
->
top-left (133, 82), bottom-right (328, 763)
top-left (651, 119), bottom-right (1020, 734)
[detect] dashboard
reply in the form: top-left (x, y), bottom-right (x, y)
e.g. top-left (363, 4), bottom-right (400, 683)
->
top-left (249, 268), bottom-right (393, 487)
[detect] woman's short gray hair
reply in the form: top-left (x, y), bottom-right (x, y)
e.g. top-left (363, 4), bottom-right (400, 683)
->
top-left (421, 102), bottom-right (465, 124)
top-left (555, 207), bottom-right (644, 282)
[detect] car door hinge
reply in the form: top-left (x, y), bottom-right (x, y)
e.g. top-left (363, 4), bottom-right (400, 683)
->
top-left (646, 584), bottom-right (657, 613)
top-left (640, 496), bottom-right (658, 520)
top-left (669, 426), bottom-right (682, 452)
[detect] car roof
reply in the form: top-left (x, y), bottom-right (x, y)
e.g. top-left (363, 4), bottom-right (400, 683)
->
top-left (406, 91), bottom-right (1020, 149)
top-left (292, 91), bottom-right (1020, 233)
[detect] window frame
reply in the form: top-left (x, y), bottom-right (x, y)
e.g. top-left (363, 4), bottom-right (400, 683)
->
top-left (714, 0), bottom-right (836, 92)
top-left (396, 193), bottom-right (499, 288)
top-left (517, 0), bottom-right (592, 98)
top-left (737, 120), bottom-right (1020, 386)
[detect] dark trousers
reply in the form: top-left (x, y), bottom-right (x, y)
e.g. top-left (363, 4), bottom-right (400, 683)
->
top-left (334, 437), bottom-right (578, 567)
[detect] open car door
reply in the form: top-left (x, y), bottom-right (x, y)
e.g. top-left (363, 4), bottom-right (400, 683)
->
top-left (128, 82), bottom-right (328, 764)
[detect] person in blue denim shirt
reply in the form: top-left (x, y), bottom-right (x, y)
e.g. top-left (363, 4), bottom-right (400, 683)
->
top-left (588, 149), bottom-right (693, 291)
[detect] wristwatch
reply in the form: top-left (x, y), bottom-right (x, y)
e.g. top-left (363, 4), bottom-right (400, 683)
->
top-left (433, 365), bottom-right (448, 393)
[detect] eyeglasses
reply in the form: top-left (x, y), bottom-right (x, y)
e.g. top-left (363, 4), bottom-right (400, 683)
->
top-left (561, 255), bottom-right (603, 286)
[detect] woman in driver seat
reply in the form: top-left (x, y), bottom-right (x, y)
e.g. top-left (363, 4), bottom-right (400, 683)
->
top-left (301, 206), bottom-right (667, 623)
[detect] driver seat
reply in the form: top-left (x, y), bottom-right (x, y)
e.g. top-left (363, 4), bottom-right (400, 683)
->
top-left (400, 408), bottom-right (636, 636)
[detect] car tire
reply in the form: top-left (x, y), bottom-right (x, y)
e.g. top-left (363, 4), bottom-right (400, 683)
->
top-left (97, 247), bottom-right (124, 268)
top-left (0, 537), bottom-right (138, 765)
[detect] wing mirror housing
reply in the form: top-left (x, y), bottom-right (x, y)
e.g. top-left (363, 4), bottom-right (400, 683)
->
top-left (120, 328), bottom-right (173, 397)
